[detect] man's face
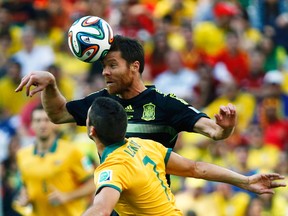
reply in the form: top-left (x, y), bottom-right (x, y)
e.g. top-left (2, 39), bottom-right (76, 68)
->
top-left (102, 51), bottom-right (134, 95)
top-left (31, 110), bottom-right (58, 141)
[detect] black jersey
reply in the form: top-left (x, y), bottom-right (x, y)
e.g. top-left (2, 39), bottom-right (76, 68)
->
top-left (67, 86), bottom-right (209, 149)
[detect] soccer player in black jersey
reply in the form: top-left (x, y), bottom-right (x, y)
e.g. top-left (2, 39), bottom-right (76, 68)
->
top-left (16, 35), bottom-right (236, 145)
top-left (16, 35), bottom-right (236, 215)
top-left (16, 34), bottom-right (236, 175)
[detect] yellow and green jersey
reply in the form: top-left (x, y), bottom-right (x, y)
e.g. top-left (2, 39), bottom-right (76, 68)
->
top-left (16, 139), bottom-right (94, 216)
top-left (94, 137), bottom-right (183, 216)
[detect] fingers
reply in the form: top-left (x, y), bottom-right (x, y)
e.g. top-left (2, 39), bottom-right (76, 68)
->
top-left (15, 74), bottom-right (30, 92)
top-left (219, 103), bottom-right (236, 116)
top-left (265, 173), bottom-right (285, 181)
top-left (259, 189), bottom-right (275, 195)
top-left (15, 72), bottom-right (45, 97)
top-left (265, 173), bottom-right (286, 189)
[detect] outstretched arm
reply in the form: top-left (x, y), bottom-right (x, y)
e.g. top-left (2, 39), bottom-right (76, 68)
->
top-left (15, 71), bottom-right (74, 124)
top-left (166, 152), bottom-right (286, 194)
top-left (82, 187), bottom-right (120, 216)
top-left (194, 103), bottom-right (236, 140)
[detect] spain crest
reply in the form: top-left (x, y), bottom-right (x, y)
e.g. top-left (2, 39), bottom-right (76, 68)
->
top-left (142, 103), bottom-right (155, 121)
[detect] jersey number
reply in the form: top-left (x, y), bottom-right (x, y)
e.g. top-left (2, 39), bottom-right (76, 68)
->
top-left (142, 155), bottom-right (170, 200)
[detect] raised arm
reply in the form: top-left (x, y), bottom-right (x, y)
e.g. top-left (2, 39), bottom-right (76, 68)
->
top-left (194, 103), bottom-right (236, 140)
top-left (15, 71), bottom-right (75, 124)
top-left (166, 152), bottom-right (286, 194)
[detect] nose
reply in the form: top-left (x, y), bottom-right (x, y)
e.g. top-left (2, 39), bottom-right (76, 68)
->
top-left (102, 66), bottom-right (110, 76)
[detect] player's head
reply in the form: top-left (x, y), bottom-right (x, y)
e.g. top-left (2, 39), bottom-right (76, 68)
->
top-left (108, 35), bottom-right (145, 74)
top-left (31, 103), bottom-right (59, 141)
top-left (87, 97), bottom-right (127, 146)
top-left (101, 35), bottom-right (145, 95)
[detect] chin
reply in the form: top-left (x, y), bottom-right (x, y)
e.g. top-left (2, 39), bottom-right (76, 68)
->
top-left (107, 87), bottom-right (119, 95)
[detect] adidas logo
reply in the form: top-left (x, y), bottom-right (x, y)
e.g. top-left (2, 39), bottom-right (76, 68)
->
top-left (124, 105), bottom-right (134, 112)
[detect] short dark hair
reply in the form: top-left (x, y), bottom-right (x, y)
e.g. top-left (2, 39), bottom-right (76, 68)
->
top-left (88, 97), bottom-right (127, 146)
top-left (109, 35), bottom-right (145, 74)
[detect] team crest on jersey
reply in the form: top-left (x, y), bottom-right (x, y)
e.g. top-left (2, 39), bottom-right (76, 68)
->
top-left (98, 170), bottom-right (112, 183)
top-left (141, 103), bottom-right (155, 121)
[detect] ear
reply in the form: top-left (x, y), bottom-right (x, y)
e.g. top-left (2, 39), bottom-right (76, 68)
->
top-left (89, 126), bottom-right (96, 137)
top-left (130, 61), bottom-right (140, 73)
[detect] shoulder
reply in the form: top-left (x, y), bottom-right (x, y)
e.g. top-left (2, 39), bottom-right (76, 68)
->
top-left (57, 139), bottom-right (83, 154)
top-left (16, 145), bottom-right (34, 161)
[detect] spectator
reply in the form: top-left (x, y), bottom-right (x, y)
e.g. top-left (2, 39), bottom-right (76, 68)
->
top-left (257, 35), bottom-right (287, 71)
top-left (240, 48), bottom-right (266, 98)
top-left (175, 178), bottom-right (217, 216)
top-left (192, 57), bottom-right (220, 109)
top-left (12, 26), bottom-right (55, 77)
top-left (0, 59), bottom-right (31, 116)
top-left (244, 123), bottom-right (280, 172)
top-left (145, 31), bottom-right (170, 81)
top-left (229, 144), bottom-right (258, 199)
top-left (153, 50), bottom-right (199, 103)
top-left (260, 70), bottom-right (288, 118)
top-left (33, 9), bottom-right (64, 52)
top-left (214, 30), bottom-right (250, 85)
top-left (259, 97), bottom-right (288, 151)
top-left (211, 182), bottom-right (250, 216)
top-left (1, 134), bottom-right (22, 216)
top-left (193, 1), bottom-right (240, 58)
top-left (202, 79), bottom-right (256, 133)
top-left (178, 22), bottom-right (204, 71)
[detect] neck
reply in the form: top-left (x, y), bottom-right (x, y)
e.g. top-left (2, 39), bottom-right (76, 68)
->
top-left (35, 135), bottom-right (57, 154)
top-left (93, 137), bottom-right (105, 157)
top-left (119, 81), bottom-right (147, 99)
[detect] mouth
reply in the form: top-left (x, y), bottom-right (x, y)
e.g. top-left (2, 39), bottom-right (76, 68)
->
top-left (106, 80), bottom-right (114, 87)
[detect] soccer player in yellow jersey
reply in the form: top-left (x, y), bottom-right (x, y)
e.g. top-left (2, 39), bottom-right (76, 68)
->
top-left (15, 104), bottom-right (96, 216)
top-left (82, 97), bottom-right (286, 216)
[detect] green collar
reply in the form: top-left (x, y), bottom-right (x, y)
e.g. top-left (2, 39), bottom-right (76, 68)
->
top-left (100, 140), bottom-right (126, 163)
top-left (33, 138), bottom-right (58, 157)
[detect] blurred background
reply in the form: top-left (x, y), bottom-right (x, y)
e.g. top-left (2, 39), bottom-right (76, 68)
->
top-left (0, 0), bottom-right (288, 215)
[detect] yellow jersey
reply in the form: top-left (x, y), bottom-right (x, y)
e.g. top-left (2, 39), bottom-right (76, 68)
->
top-left (16, 139), bottom-right (94, 216)
top-left (94, 137), bottom-right (183, 216)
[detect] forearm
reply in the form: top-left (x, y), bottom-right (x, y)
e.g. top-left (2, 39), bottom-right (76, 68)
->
top-left (194, 118), bottom-right (235, 141)
top-left (193, 161), bottom-right (248, 187)
top-left (41, 83), bottom-right (73, 124)
top-left (212, 125), bottom-right (235, 140)
top-left (82, 205), bottom-right (110, 216)
top-left (66, 178), bottom-right (95, 202)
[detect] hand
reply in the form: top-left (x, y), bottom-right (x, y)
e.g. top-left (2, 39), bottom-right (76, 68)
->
top-left (214, 103), bottom-right (237, 130)
top-left (47, 185), bottom-right (70, 206)
top-left (15, 71), bottom-right (56, 97)
top-left (245, 173), bottom-right (286, 194)
top-left (14, 188), bottom-right (30, 206)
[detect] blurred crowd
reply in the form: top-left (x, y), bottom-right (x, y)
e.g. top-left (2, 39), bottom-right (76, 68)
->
top-left (0, 0), bottom-right (288, 216)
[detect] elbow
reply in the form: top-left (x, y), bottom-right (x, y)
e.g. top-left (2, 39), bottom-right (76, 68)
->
top-left (47, 114), bottom-right (65, 124)
top-left (48, 115), bottom-right (61, 124)
top-left (193, 161), bottom-right (208, 179)
top-left (82, 206), bottom-right (112, 216)
top-left (97, 210), bottom-right (112, 216)
top-left (211, 127), bottom-right (234, 141)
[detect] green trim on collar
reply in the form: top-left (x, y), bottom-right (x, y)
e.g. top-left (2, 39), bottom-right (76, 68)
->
top-left (33, 138), bottom-right (58, 157)
top-left (100, 140), bottom-right (126, 163)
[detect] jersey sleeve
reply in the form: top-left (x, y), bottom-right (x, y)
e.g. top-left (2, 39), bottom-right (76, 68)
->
top-left (69, 147), bottom-right (94, 182)
top-left (160, 93), bottom-right (209, 132)
top-left (94, 163), bottom-right (129, 195)
top-left (66, 90), bottom-right (109, 126)
top-left (153, 141), bottom-right (172, 166)
top-left (141, 138), bottom-right (172, 167)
